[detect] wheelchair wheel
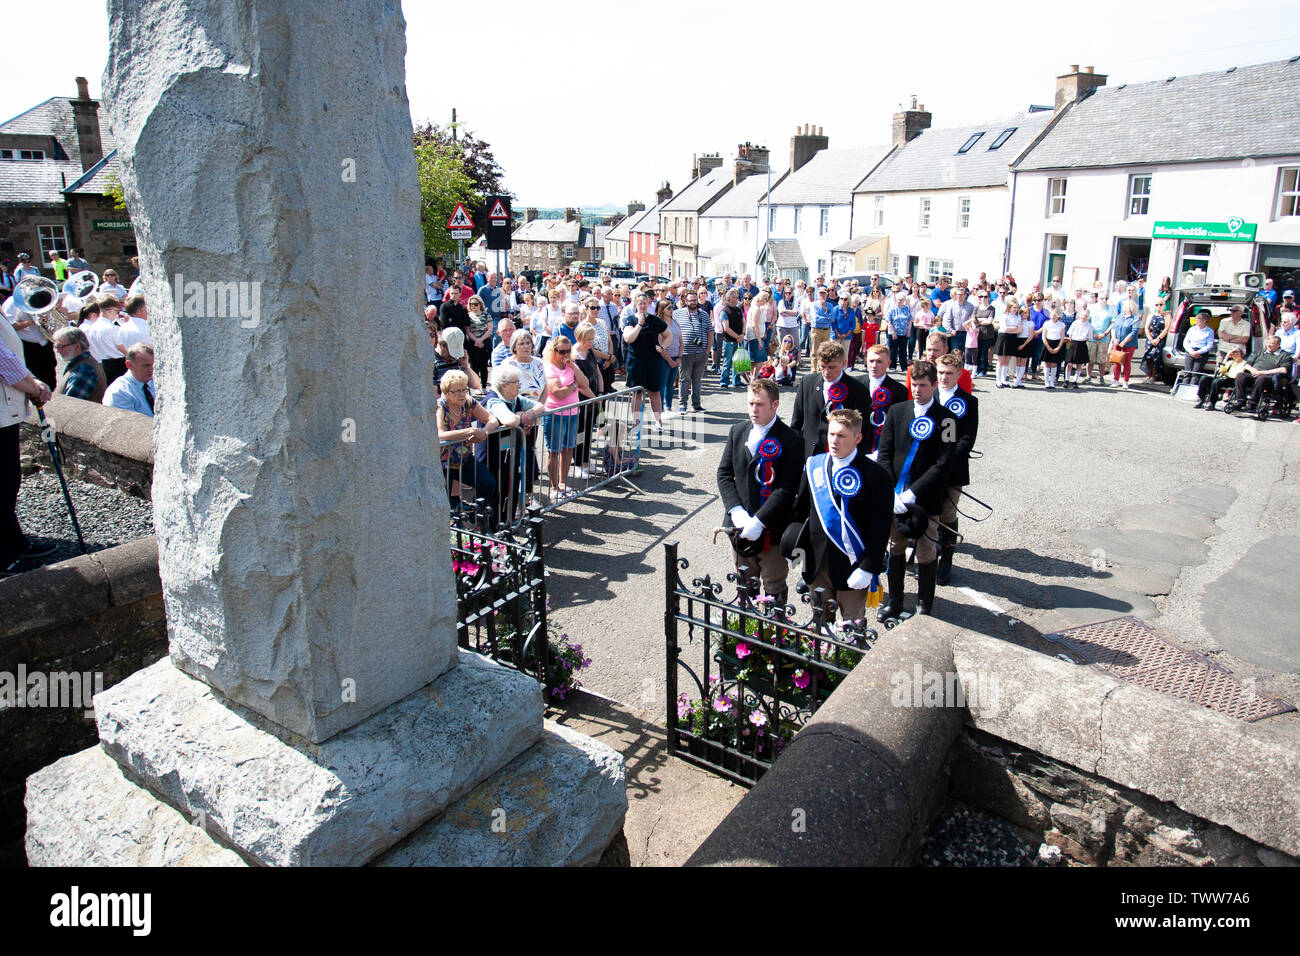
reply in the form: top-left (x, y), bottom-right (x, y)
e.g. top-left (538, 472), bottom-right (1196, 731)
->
top-left (1256, 403), bottom-right (1269, 422)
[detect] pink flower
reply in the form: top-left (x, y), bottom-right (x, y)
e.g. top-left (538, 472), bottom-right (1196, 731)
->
top-left (712, 695), bottom-right (734, 714)
top-left (754, 595), bottom-right (773, 605)
top-left (792, 669), bottom-right (810, 690)
top-left (735, 641), bottom-right (752, 660)
top-left (748, 710), bottom-right (768, 728)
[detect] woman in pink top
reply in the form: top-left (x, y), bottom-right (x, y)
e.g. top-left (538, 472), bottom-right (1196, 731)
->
top-left (541, 337), bottom-right (590, 499)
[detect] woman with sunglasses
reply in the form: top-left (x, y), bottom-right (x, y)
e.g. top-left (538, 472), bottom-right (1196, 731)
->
top-left (541, 337), bottom-right (590, 499)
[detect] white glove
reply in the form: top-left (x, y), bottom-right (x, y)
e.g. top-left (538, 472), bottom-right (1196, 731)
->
top-left (893, 493), bottom-right (907, 515)
top-left (847, 568), bottom-right (872, 590)
top-left (900, 489), bottom-right (916, 506)
top-left (729, 506), bottom-right (751, 528)
top-left (866, 450), bottom-right (879, 462)
top-left (739, 516), bottom-right (764, 541)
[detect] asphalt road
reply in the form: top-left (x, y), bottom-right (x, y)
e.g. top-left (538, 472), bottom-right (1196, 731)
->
top-left (540, 364), bottom-right (1300, 738)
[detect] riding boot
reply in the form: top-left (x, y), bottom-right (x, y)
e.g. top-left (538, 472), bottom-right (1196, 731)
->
top-left (937, 517), bottom-right (958, 586)
top-left (916, 561), bottom-right (938, 616)
top-left (878, 557), bottom-right (906, 622)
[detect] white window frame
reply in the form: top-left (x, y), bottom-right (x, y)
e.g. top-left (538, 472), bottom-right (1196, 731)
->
top-left (768, 206), bottom-right (776, 232)
top-left (792, 207), bottom-right (801, 233)
top-left (891, 255), bottom-right (900, 274)
top-left (1179, 240), bottom-right (1211, 279)
top-left (957, 196), bottom-right (971, 232)
top-left (1048, 178), bottom-right (1067, 217)
top-left (819, 207), bottom-right (829, 236)
top-left (874, 195), bottom-right (884, 228)
top-left (1127, 174), bottom-right (1151, 217)
top-left (919, 197), bottom-right (931, 232)
top-left (37, 224), bottom-right (69, 261)
top-left (1276, 167), bottom-right (1300, 219)
top-left (926, 258), bottom-right (954, 284)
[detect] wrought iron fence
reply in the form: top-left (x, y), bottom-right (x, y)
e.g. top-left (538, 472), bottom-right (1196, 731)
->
top-left (451, 505), bottom-right (549, 686)
top-left (440, 386), bottom-right (646, 533)
top-left (664, 540), bottom-right (883, 786)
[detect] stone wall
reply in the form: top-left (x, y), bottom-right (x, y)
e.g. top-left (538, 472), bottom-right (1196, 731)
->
top-left (0, 200), bottom-right (136, 280)
top-left (951, 729), bottom-right (1296, 866)
top-left (0, 537), bottom-right (167, 867)
top-left (20, 394), bottom-right (154, 500)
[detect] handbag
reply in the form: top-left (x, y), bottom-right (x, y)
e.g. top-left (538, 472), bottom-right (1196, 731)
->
top-left (1107, 347), bottom-right (1126, 365)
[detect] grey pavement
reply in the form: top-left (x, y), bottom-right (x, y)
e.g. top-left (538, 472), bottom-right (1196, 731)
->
top-left (541, 365), bottom-right (1300, 774)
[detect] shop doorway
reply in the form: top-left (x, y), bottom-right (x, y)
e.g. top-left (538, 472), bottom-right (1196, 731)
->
top-left (1113, 237), bottom-right (1151, 283)
top-left (1256, 243), bottom-right (1300, 292)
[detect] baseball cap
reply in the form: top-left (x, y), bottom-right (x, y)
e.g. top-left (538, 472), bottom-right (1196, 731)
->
top-left (1283, 289), bottom-right (1295, 298)
top-left (17, 252), bottom-right (31, 261)
top-left (440, 326), bottom-right (465, 359)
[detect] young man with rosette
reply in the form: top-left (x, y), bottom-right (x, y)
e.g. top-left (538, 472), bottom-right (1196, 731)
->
top-left (789, 340), bottom-right (870, 459)
top-left (934, 352), bottom-right (978, 586)
top-left (783, 408), bottom-right (893, 624)
top-left (717, 379), bottom-right (804, 607)
top-left (876, 360), bottom-right (956, 621)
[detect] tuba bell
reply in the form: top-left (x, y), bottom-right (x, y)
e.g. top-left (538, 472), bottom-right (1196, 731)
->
top-left (62, 270), bottom-right (99, 300)
top-left (12, 275), bottom-right (70, 344)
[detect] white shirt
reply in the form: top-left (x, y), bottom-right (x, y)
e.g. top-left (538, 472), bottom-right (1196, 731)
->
top-left (868, 374), bottom-right (885, 394)
top-left (117, 314), bottom-right (153, 350)
top-left (913, 398), bottom-right (933, 419)
top-left (821, 373), bottom-right (844, 405)
top-left (745, 417), bottom-right (775, 457)
top-left (830, 451), bottom-right (855, 474)
top-left (938, 387), bottom-right (957, 407)
top-left (84, 316), bottom-right (123, 362)
top-left (4, 297), bottom-right (47, 345)
top-left (1042, 319), bottom-right (1066, 341)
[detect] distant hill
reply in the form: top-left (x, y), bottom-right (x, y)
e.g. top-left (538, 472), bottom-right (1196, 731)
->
top-left (528, 204), bottom-right (623, 226)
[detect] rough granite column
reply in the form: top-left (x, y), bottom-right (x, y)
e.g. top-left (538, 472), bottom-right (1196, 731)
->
top-left (106, 0), bottom-right (452, 742)
top-left (25, 0), bottom-right (626, 867)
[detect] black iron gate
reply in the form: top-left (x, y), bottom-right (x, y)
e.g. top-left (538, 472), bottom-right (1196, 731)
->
top-left (664, 540), bottom-right (881, 786)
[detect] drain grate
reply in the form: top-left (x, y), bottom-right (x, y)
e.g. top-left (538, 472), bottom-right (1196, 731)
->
top-left (1044, 616), bottom-right (1295, 722)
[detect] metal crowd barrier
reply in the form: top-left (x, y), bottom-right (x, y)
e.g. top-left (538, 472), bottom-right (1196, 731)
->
top-left (438, 386), bottom-right (646, 531)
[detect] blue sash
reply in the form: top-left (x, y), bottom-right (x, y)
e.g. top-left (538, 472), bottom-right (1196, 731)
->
top-left (895, 415), bottom-right (934, 495)
top-left (808, 454), bottom-right (866, 562)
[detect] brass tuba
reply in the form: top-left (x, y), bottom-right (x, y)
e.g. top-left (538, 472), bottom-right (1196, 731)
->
top-left (12, 275), bottom-right (71, 343)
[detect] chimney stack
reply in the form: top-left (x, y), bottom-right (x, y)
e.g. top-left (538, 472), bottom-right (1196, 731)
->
top-left (1055, 64), bottom-right (1107, 111)
top-left (891, 98), bottom-right (931, 149)
top-left (69, 75), bottom-right (104, 172)
top-left (656, 181), bottom-right (673, 205)
top-left (790, 124), bottom-right (830, 173)
top-left (563, 207), bottom-right (579, 223)
top-left (626, 200), bottom-right (645, 218)
top-left (692, 152), bottom-right (723, 180)
top-left (734, 141), bottom-right (771, 185)
top-left (524, 207), bottom-right (539, 222)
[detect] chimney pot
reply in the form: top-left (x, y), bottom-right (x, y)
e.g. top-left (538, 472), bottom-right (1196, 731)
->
top-left (1069, 64), bottom-right (1079, 72)
top-left (1084, 65), bottom-right (1094, 74)
top-left (75, 76), bottom-right (90, 99)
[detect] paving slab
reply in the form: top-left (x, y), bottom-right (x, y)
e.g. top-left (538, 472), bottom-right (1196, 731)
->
top-left (1113, 502), bottom-right (1222, 540)
top-left (1202, 536), bottom-right (1300, 674)
top-left (1070, 528), bottom-right (1206, 577)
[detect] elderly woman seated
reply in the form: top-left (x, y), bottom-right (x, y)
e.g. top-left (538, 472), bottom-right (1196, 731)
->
top-left (437, 368), bottom-right (498, 515)
top-left (483, 364), bottom-right (545, 524)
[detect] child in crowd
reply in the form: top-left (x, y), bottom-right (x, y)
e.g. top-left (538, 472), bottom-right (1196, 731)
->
top-left (776, 335), bottom-right (798, 386)
top-left (962, 310), bottom-right (980, 379)
top-left (1065, 306), bottom-right (1093, 388)
top-left (1040, 306), bottom-right (1067, 389)
top-left (1013, 304), bottom-right (1034, 388)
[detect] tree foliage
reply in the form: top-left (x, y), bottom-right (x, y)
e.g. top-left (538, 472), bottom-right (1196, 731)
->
top-left (412, 122), bottom-right (508, 200)
top-left (103, 170), bottom-right (129, 211)
top-left (414, 138), bottom-right (478, 258)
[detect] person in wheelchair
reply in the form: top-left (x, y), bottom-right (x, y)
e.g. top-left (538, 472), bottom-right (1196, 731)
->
top-left (1195, 346), bottom-right (1247, 410)
top-left (1224, 336), bottom-right (1292, 414)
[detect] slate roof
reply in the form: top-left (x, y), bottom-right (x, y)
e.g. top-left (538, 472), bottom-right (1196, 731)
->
top-left (857, 113), bottom-right (1052, 193)
top-left (0, 95), bottom-right (116, 206)
top-left (511, 217), bottom-right (582, 243)
top-left (604, 214), bottom-right (636, 243)
top-left (1016, 57), bottom-right (1300, 171)
top-left (627, 199), bottom-right (665, 235)
top-left (581, 225), bottom-right (610, 249)
top-left (63, 149), bottom-right (121, 195)
top-left (766, 147), bottom-right (890, 206)
top-left (760, 239), bottom-right (807, 269)
top-left (830, 234), bottom-right (887, 254)
top-left (701, 168), bottom-right (787, 218)
top-left (662, 166), bottom-right (733, 213)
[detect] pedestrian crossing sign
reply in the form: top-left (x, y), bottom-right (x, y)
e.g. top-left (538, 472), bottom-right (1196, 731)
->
top-left (446, 203), bottom-right (475, 229)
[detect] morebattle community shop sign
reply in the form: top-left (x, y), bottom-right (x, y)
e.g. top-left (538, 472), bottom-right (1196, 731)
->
top-left (1152, 219), bottom-right (1258, 242)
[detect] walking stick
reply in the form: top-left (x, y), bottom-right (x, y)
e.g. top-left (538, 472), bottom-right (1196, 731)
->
top-left (33, 402), bottom-right (87, 554)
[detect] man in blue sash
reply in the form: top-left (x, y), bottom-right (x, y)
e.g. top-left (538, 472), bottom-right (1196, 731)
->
top-left (935, 352), bottom-right (978, 586)
top-left (877, 360), bottom-right (956, 620)
top-left (717, 379), bottom-right (804, 606)
top-left (785, 408), bottom-right (893, 623)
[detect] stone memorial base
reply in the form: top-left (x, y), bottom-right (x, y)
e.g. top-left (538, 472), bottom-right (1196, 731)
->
top-left (26, 652), bottom-right (626, 867)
